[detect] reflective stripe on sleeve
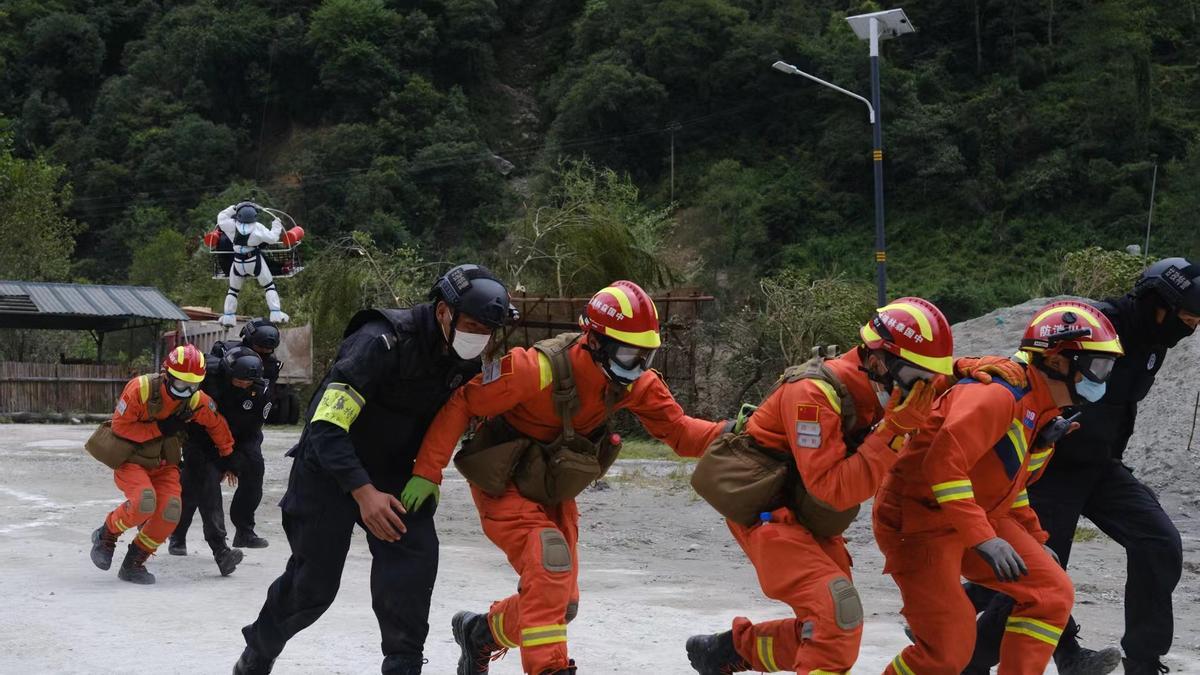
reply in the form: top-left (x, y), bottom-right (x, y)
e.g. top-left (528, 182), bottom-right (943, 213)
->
top-left (931, 479), bottom-right (975, 503)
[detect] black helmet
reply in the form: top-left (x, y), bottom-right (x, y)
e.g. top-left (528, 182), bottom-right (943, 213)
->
top-left (1133, 257), bottom-right (1200, 314)
top-left (235, 202), bottom-right (259, 224)
top-left (223, 346), bottom-right (263, 381)
top-left (240, 318), bottom-right (280, 351)
top-left (430, 264), bottom-right (515, 329)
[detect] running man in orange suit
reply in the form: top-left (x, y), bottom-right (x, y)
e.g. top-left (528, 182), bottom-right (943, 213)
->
top-left (875, 301), bottom-right (1124, 675)
top-left (411, 281), bottom-right (726, 675)
top-left (88, 344), bottom-right (234, 584)
top-left (686, 298), bottom-right (1025, 675)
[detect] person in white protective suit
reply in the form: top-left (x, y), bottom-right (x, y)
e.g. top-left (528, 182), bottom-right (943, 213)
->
top-left (216, 202), bottom-right (293, 327)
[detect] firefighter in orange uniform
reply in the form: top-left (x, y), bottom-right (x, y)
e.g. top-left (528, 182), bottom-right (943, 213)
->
top-left (875, 301), bottom-right (1124, 675)
top-left (686, 298), bottom-right (1023, 674)
top-left (411, 281), bottom-right (725, 675)
top-left (88, 344), bottom-right (235, 584)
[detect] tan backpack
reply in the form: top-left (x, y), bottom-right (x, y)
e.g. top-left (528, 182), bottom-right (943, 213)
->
top-left (453, 333), bottom-right (622, 504)
top-left (691, 348), bottom-right (864, 535)
top-left (84, 374), bottom-right (194, 470)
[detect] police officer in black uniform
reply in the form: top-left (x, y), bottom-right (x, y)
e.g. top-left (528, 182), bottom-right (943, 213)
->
top-left (968, 258), bottom-right (1200, 675)
top-left (169, 346), bottom-right (269, 575)
top-left (223, 319), bottom-right (283, 548)
top-left (235, 265), bottom-right (513, 675)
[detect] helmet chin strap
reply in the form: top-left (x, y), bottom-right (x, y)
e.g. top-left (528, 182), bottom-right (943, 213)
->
top-left (1035, 355), bottom-right (1088, 406)
top-left (858, 350), bottom-right (896, 393)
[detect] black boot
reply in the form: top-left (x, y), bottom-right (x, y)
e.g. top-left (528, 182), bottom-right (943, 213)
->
top-left (540, 660), bottom-right (576, 675)
top-left (1055, 646), bottom-right (1122, 675)
top-left (233, 530), bottom-right (269, 549)
top-left (686, 630), bottom-right (750, 674)
top-left (233, 646), bottom-right (275, 675)
top-left (214, 547), bottom-right (244, 576)
top-left (1124, 658), bottom-right (1170, 675)
top-left (90, 524), bottom-right (119, 571)
top-left (381, 654), bottom-right (427, 674)
top-left (452, 610), bottom-right (501, 675)
top-left (117, 544), bottom-right (156, 585)
top-left (168, 537), bottom-right (188, 556)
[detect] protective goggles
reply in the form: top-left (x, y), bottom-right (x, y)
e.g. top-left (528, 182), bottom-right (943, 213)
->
top-left (888, 359), bottom-right (937, 391)
top-left (608, 342), bottom-right (658, 371)
top-left (1071, 352), bottom-right (1116, 383)
top-left (167, 376), bottom-right (202, 398)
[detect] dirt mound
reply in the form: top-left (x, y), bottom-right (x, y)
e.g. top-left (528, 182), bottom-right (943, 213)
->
top-left (952, 297), bottom-right (1200, 497)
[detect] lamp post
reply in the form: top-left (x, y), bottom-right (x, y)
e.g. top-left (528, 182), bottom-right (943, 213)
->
top-left (773, 8), bottom-right (914, 306)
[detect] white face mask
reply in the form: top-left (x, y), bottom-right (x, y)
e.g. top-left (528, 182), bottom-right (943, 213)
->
top-left (451, 331), bottom-right (491, 360)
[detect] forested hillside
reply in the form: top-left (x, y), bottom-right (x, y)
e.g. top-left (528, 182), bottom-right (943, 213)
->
top-left (1, 0), bottom-right (1197, 344)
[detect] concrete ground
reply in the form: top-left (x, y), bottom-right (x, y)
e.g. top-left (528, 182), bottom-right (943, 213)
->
top-left (0, 424), bottom-right (1197, 674)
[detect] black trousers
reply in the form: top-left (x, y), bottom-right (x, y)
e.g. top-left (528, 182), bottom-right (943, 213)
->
top-left (174, 432), bottom-right (265, 550)
top-left (241, 459), bottom-right (438, 672)
top-left (174, 445), bottom-right (229, 554)
top-left (230, 431), bottom-right (266, 533)
top-left (969, 459), bottom-right (1182, 669)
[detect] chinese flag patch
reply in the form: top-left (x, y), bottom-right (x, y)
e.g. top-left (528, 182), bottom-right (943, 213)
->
top-left (795, 403), bottom-right (820, 423)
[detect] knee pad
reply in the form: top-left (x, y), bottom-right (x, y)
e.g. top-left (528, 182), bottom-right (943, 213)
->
top-left (565, 601), bottom-right (579, 624)
top-left (162, 496), bottom-right (183, 523)
top-left (539, 529), bottom-right (572, 573)
top-left (137, 489), bottom-right (157, 515)
top-left (828, 577), bottom-right (863, 630)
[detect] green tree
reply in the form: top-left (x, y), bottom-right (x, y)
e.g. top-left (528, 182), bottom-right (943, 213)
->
top-left (128, 228), bottom-right (189, 298)
top-left (0, 132), bottom-right (82, 281)
top-left (500, 159), bottom-right (673, 295)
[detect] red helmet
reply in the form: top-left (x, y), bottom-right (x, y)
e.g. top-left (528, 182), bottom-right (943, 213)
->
top-left (579, 281), bottom-right (661, 349)
top-left (1019, 301), bottom-right (1123, 357)
top-left (164, 344), bottom-right (207, 384)
top-left (859, 297), bottom-right (954, 376)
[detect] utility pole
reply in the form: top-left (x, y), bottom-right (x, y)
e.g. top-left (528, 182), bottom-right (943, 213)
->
top-left (1145, 160), bottom-right (1158, 258)
top-left (669, 122), bottom-right (682, 202)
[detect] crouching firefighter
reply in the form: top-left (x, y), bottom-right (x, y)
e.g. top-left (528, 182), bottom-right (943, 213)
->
top-left (874, 301), bottom-right (1123, 675)
top-left (686, 298), bottom-right (1022, 674)
top-left (86, 344), bottom-right (235, 584)
top-left (169, 345), bottom-right (271, 577)
top-left (412, 281), bottom-right (727, 675)
top-left (235, 265), bottom-right (513, 675)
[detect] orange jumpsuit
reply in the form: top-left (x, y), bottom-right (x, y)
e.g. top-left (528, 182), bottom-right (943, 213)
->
top-left (726, 350), bottom-right (897, 674)
top-left (874, 373), bottom-right (1071, 675)
top-left (414, 340), bottom-right (723, 674)
top-left (105, 375), bottom-right (234, 554)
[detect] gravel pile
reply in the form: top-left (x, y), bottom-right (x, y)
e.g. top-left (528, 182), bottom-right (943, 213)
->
top-left (951, 296), bottom-right (1200, 497)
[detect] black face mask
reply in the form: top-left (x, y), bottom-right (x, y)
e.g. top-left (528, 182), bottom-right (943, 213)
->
top-left (1154, 312), bottom-right (1196, 348)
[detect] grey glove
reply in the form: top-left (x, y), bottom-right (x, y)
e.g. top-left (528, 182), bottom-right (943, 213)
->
top-left (974, 537), bottom-right (1028, 582)
top-left (1043, 544), bottom-right (1061, 565)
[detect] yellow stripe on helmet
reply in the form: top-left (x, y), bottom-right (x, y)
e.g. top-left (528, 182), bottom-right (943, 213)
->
top-left (898, 347), bottom-right (954, 376)
top-left (878, 302), bottom-right (934, 339)
top-left (1031, 306), bottom-right (1101, 328)
top-left (600, 286), bottom-right (634, 317)
top-left (603, 325), bottom-right (661, 349)
top-left (167, 367), bottom-right (205, 383)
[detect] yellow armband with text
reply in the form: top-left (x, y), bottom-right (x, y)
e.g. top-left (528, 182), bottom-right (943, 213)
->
top-left (311, 382), bottom-right (365, 431)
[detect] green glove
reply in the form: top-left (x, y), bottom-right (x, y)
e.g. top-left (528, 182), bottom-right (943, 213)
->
top-left (733, 403), bottom-right (757, 434)
top-left (400, 476), bottom-right (440, 512)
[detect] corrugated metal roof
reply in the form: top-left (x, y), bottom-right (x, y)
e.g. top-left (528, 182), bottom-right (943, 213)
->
top-left (0, 281), bottom-right (188, 321)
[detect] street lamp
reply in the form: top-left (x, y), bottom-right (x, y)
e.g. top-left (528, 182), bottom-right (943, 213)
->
top-left (772, 8), bottom-right (914, 306)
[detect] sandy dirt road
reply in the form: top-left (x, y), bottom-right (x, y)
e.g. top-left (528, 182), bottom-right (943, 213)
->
top-left (0, 425), bottom-right (1196, 674)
